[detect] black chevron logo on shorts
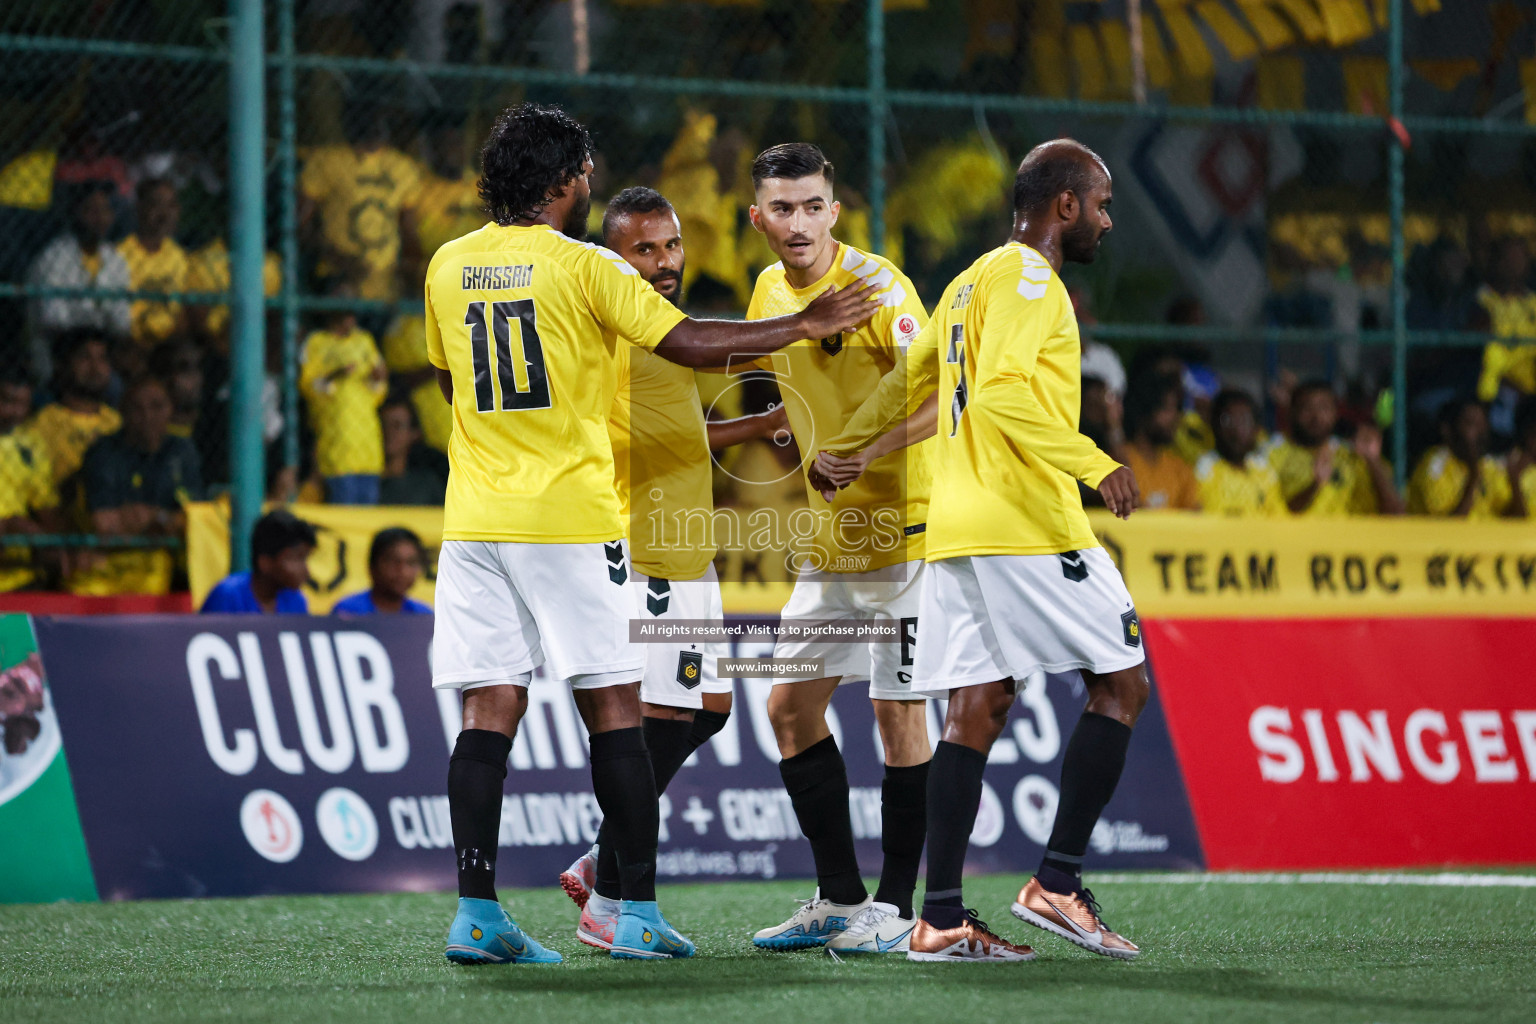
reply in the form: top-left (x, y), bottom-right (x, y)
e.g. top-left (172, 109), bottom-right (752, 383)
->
top-left (646, 577), bottom-right (671, 615)
top-left (605, 542), bottom-right (627, 585)
top-left (1059, 550), bottom-right (1089, 583)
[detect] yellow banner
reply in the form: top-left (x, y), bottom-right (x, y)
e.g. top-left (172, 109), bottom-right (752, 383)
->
top-left (188, 503), bottom-right (1536, 619)
top-left (1089, 511), bottom-right (1536, 618)
top-left (187, 502), bottom-right (442, 615)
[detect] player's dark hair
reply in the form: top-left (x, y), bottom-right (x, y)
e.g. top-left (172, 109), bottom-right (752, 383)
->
top-left (601, 186), bottom-right (674, 245)
top-left (52, 327), bottom-right (109, 366)
top-left (751, 143), bottom-right (834, 190)
top-left (1289, 378), bottom-right (1335, 412)
top-left (0, 363), bottom-right (31, 389)
top-left (381, 390), bottom-right (422, 430)
top-left (369, 526), bottom-right (425, 570)
top-left (251, 509), bottom-right (318, 563)
top-left (1013, 140), bottom-right (1105, 216)
top-left (478, 102), bottom-right (592, 226)
top-left (1211, 387), bottom-right (1256, 425)
top-left (1125, 372), bottom-right (1182, 436)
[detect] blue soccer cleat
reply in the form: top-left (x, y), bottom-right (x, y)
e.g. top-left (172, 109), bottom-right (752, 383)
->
top-left (445, 897), bottom-right (563, 965)
top-left (609, 901), bottom-right (695, 960)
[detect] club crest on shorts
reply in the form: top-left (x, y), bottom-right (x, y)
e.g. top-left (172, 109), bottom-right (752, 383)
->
top-left (1121, 608), bottom-right (1142, 648)
top-left (1059, 550), bottom-right (1089, 582)
top-left (676, 650), bottom-right (703, 689)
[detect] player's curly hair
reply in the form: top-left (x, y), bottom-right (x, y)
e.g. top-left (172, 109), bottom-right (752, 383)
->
top-left (478, 103), bottom-right (592, 226)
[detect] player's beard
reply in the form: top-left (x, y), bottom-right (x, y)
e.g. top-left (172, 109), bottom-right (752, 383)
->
top-left (649, 262), bottom-right (685, 307)
top-left (1062, 214), bottom-right (1103, 264)
top-left (562, 191), bottom-right (592, 240)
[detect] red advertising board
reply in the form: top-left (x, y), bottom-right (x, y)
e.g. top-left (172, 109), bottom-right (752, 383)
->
top-left (1146, 618), bottom-right (1536, 870)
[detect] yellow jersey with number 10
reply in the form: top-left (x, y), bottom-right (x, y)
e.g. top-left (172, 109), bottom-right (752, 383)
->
top-left (425, 223), bottom-right (688, 542)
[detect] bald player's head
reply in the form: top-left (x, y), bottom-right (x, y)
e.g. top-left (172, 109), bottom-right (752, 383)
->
top-left (1012, 139), bottom-right (1112, 264)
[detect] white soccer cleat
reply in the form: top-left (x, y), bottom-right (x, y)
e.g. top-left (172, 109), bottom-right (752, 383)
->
top-left (824, 901), bottom-right (916, 955)
top-left (559, 843), bottom-right (598, 908)
top-left (752, 889), bottom-right (871, 950)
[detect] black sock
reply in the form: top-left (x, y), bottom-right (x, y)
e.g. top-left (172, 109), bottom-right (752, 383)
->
top-left (448, 728), bottom-right (512, 901)
top-left (689, 709), bottom-right (730, 750)
top-left (593, 717), bottom-right (696, 900)
top-left (780, 735), bottom-right (866, 906)
top-left (921, 741), bottom-right (987, 929)
top-left (589, 726), bottom-right (659, 902)
top-left (1039, 712), bottom-right (1134, 892)
top-left (873, 761), bottom-right (928, 918)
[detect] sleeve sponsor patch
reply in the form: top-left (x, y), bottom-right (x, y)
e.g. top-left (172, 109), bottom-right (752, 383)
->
top-left (893, 313), bottom-right (920, 351)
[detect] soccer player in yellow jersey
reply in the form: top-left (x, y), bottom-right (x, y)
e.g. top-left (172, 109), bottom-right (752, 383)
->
top-left (427, 105), bottom-right (878, 966)
top-left (1408, 398), bottom-right (1514, 518)
top-left (1268, 380), bottom-right (1402, 516)
top-left (1195, 390), bottom-right (1289, 517)
top-left (818, 140), bottom-right (1148, 962)
top-left (117, 179), bottom-right (189, 349)
top-left (559, 185), bottom-right (790, 948)
top-left (732, 144), bottom-right (938, 956)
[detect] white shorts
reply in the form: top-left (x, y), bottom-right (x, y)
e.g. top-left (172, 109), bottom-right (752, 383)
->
top-left (432, 539), bottom-right (643, 690)
top-left (772, 559), bottom-right (924, 701)
top-left (914, 548), bottom-right (1145, 694)
top-left (633, 564), bottom-right (732, 710)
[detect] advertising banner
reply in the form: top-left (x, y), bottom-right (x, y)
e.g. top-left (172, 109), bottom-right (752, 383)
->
top-left (1147, 617), bottom-right (1536, 870)
top-left (33, 615), bottom-right (1201, 900)
top-left (188, 503), bottom-right (1536, 619)
top-left (0, 614), bottom-right (97, 903)
top-left (1093, 513), bottom-right (1536, 618)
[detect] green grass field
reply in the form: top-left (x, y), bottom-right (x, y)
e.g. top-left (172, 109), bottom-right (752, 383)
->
top-left (3, 873), bottom-right (1533, 1023)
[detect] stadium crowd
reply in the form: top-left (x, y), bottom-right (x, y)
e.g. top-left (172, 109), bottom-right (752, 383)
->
top-left (1, 103), bottom-right (1534, 597)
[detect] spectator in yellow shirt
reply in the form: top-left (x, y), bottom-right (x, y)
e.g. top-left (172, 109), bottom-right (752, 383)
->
top-left (1195, 389), bottom-right (1288, 516)
top-left (401, 122), bottom-right (484, 284)
top-left (185, 236), bottom-right (283, 350)
top-left (1508, 396), bottom-right (1536, 518)
top-left (299, 101), bottom-right (421, 305)
top-left (1269, 380), bottom-right (1403, 516)
top-left (0, 370), bottom-right (64, 591)
top-left (300, 304), bottom-right (386, 504)
top-left (117, 179), bottom-right (189, 352)
top-left (1408, 398), bottom-right (1512, 518)
top-left (1121, 372), bottom-right (1199, 510)
top-left (28, 329), bottom-right (121, 488)
top-left (1475, 238), bottom-right (1536, 402)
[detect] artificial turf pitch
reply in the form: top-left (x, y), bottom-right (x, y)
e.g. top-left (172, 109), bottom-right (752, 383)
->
top-left (2, 873), bottom-right (1532, 1023)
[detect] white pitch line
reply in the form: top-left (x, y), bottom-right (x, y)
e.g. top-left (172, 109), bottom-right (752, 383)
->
top-left (1087, 872), bottom-right (1536, 888)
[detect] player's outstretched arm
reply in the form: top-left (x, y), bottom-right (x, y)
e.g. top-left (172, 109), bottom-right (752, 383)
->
top-left (812, 393), bottom-right (938, 498)
top-left (819, 320), bottom-right (942, 462)
top-left (706, 404), bottom-right (789, 450)
top-left (653, 282), bottom-right (881, 368)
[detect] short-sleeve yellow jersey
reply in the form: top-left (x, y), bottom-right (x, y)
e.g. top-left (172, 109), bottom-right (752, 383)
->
top-left (1407, 446), bottom-right (1513, 518)
top-left (299, 327), bottom-right (387, 478)
top-left (117, 235), bottom-right (189, 346)
top-left (746, 243), bottom-right (931, 573)
top-left (1195, 451), bottom-right (1289, 516)
top-left (609, 343), bottom-right (714, 580)
top-left (1267, 438), bottom-right (1378, 515)
top-left (27, 403), bottom-right (121, 486)
top-left (425, 223), bottom-right (688, 543)
top-left (823, 242), bottom-right (1121, 558)
top-left (300, 145), bottom-right (422, 300)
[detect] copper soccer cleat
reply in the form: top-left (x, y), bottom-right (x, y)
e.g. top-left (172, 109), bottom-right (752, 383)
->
top-left (904, 910), bottom-right (1036, 962)
top-left (1011, 877), bottom-right (1141, 960)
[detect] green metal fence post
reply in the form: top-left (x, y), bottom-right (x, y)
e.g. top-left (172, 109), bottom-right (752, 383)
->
top-left (1388, 0), bottom-right (1409, 490)
top-left (278, 0), bottom-right (300, 472)
top-left (867, 0), bottom-right (886, 254)
top-left (228, 0), bottom-right (266, 571)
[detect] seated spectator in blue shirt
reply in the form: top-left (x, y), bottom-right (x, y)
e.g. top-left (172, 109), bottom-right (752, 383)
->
top-left (200, 509), bottom-right (316, 613)
top-left (332, 526), bottom-right (432, 616)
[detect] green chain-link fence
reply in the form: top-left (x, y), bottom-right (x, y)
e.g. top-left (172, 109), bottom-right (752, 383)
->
top-left (0, 0), bottom-right (1533, 589)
